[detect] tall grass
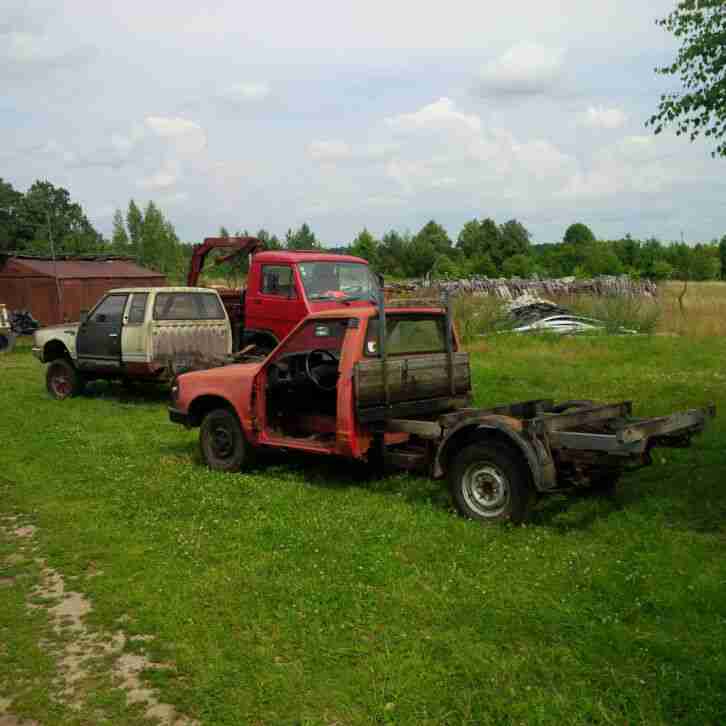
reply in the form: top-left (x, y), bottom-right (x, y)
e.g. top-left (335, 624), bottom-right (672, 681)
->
top-left (658, 281), bottom-right (726, 336)
top-left (450, 282), bottom-right (726, 340)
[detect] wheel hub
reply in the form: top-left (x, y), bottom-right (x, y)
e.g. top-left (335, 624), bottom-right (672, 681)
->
top-left (462, 464), bottom-right (510, 518)
top-left (211, 426), bottom-right (234, 458)
top-left (51, 369), bottom-right (72, 397)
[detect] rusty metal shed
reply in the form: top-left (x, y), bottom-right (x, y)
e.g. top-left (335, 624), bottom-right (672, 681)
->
top-left (0, 255), bottom-right (167, 326)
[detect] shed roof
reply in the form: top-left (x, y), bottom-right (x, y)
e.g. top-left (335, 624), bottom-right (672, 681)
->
top-left (0, 256), bottom-right (164, 280)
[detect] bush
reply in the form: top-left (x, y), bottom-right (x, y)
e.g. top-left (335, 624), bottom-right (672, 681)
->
top-left (454, 295), bottom-right (508, 343)
top-left (569, 294), bottom-right (661, 334)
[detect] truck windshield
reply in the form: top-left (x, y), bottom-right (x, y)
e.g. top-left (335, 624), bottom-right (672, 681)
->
top-left (298, 262), bottom-right (377, 301)
top-left (365, 316), bottom-right (447, 356)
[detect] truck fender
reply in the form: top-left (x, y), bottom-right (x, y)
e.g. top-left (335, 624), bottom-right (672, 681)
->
top-left (433, 415), bottom-right (555, 492)
top-left (42, 339), bottom-right (73, 364)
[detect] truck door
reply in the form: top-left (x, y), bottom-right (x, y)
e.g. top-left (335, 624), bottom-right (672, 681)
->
top-left (246, 264), bottom-right (306, 344)
top-left (76, 293), bottom-right (128, 365)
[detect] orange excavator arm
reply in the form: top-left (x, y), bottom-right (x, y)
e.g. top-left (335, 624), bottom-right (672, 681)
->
top-left (186, 236), bottom-right (265, 287)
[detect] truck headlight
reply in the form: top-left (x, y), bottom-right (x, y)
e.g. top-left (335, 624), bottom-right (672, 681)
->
top-left (171, 381), bottom-right (180, 404)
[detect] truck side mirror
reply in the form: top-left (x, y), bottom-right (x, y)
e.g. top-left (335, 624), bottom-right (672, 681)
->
top-left (80, 310), bottom-right (89, 324)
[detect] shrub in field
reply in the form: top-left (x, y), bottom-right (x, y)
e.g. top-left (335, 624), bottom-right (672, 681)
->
top-left (569, 294), bottom-right (661, 334)
top-left (454, 295), bottom-right (508, 343)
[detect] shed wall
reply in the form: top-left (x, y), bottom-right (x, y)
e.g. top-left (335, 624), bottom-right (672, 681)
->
top-left (0, 275), bottom-right (166, 325)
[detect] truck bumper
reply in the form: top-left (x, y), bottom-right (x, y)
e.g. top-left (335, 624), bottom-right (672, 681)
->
top-left (168, 407), bottom-right (191, 427)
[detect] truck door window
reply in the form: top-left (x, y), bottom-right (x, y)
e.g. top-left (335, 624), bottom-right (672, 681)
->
top-left (261, 265), bottom-right (294, 297)
top-left (90, 294), bottom-right (128, 324)
top-left (127, 293), bottom-right (149, 325)
top-left (365, 316), bottom-right (447, 356)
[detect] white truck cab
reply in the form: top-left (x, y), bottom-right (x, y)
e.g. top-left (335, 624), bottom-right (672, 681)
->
top-left (33, 287), bottom-right (232, 399)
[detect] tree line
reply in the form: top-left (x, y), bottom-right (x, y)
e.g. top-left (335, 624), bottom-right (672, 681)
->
top-left (2, 177), bottom-right (726, 282)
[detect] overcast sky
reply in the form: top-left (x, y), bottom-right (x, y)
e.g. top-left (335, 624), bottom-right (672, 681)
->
top-left (3, 0), bottom-right (725, 246)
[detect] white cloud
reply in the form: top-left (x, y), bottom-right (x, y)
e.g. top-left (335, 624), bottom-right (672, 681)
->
top-left (385, 97), bottom-right (481, 134)
top-left (144, 116), bottom-right (207, 155)
top-left (138, 168), bottom-right (179, 189)
top-left (578, 106), bottom-right (628, 130)
top-left (220, 82), bottom-right (270, 102)
top-left (308, 139), bottom-right (352, 162)
top-left (477, 42), bottom-right (565, 96)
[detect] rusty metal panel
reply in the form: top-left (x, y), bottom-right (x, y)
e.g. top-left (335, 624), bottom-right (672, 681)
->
top-left (0, 256), bottom-right (167, 326)
top-left (6, 257), bottom-right (166, 280)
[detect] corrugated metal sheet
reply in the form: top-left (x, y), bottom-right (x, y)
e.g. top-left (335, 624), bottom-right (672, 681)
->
top-left (2, 257), bottom-right (163, 280)
top-left (0, 256), bottom-right (166, 326)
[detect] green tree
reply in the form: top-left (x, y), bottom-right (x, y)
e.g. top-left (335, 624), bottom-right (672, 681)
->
top-left (689, 243), bottom-right (721, 280)
top-left (414, 220), bottom-right (452, 257)
top-left (563, 222), bottom-right (596, 246)
top-left (0, 178), bottom-right (22, 252)
top-left (349, 228), bottom-right (379, 265)
top-left (456, 219), bottom-right (483, 258)
top-left (582, 242), bottom-right (624, 276)
top-left (467, 253), bottom-right (498, 277)
top-left (286, 223), bottom-right (319, 250)
top-left (15, 180), bottom-right (102, 254)
top-left (651, 259), bottom-right (675, 280)
top-left (256, 229), bottom-right (282, 250)
top-left (498, 219), bottom-right (531, 264)
top-left (719, 235), bottom-right (726, 279)
top-left (502, 253), bottom-right (533, 278)
top-left (126, 200), bottom-right (144, 258)
top-left (111, 209), bottom-right (129, 251)
top-left (648, 1), bottom-right (726, 157)
top-left (377, 230), bottom-right (410, 277)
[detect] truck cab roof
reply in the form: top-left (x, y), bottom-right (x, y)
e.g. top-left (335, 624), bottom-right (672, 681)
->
top-left (102, 286), bottom-right (222, 295)
top-left (253, 251), bottom-right (370, 265)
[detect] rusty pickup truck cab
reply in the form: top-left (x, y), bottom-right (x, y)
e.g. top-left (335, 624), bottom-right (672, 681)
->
top-left (169, 298), bottom-right (714, 524)
top-left (34, 287), bottom-right (232, 399)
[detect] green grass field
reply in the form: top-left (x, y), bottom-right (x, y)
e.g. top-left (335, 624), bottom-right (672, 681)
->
top-left (1, 335), bottom-right (725, 725)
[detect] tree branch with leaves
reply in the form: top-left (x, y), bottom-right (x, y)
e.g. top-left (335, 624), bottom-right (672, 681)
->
top-left (648, 1), bottom-right (726, 157)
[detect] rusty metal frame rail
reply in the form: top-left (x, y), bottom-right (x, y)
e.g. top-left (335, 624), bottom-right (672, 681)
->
top-left (526, 402), bottom-right (633, 435)
top-left (546, 405), bottom-right (714, 454)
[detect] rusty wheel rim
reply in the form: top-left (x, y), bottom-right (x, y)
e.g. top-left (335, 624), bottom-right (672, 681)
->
top-left (50, 367), bottom-right (73, 398)
top-left (462, 463), bottom-right (510, 519)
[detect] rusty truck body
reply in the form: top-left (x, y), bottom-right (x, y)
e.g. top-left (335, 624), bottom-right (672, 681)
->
top-left (168, 296), bottom-right (714, 524)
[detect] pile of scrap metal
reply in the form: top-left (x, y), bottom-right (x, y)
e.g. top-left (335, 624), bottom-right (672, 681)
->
top-left (503, 293), bottom-right (636, 335)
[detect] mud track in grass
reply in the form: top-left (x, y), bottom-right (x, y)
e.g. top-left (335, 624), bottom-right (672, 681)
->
top-left (0, 515), bottom-right (198, 726)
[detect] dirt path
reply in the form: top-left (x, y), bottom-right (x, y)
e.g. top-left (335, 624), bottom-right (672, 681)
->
top-left (0, 515), bottom-right (198, 726)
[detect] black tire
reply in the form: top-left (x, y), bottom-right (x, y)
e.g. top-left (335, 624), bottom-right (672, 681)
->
top-left (588, 469), bottom-right (620, 498)
top-left (448, 441), bottom-right (533, 524)
top-left (46, 358), bottom-right (85, 400)
top-left (199, 408), bottom-right (252, 472)
top-left (0, 332), bottom-right (16, 354)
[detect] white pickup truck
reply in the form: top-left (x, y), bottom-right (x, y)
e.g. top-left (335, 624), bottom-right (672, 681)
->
top-left (32, 287), bottom-right (232, 399)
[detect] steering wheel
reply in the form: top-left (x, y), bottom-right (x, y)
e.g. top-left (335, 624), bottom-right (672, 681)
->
top-left (305, 349), bottom-right (339, 391)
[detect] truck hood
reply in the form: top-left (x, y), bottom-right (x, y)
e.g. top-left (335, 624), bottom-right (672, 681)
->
top-left (178, 360), bottom-right (263, 384)
top-left (34, 323), bottom-right (80, 344)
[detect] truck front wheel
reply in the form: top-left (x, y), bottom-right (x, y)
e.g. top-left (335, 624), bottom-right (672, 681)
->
top-left (200, 408), bottom-right (251, 472)
top-left (46, 358), bottom-right (85, 400)
top-left (448, 442), bottom-right (533, 524)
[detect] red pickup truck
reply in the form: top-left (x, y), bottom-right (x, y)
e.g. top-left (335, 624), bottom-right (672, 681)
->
top-left (169, 300), bottom-right (714, 524)
top-left (187, 237), bottom-right (377, 352)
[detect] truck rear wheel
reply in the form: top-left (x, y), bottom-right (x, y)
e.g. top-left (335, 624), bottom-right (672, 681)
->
top-left (448, 442), bottom-right (533, 524)
top-left (46, 358), bottom-right (85, 400)
top-left (200, 408), bottom-right (252, 472)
